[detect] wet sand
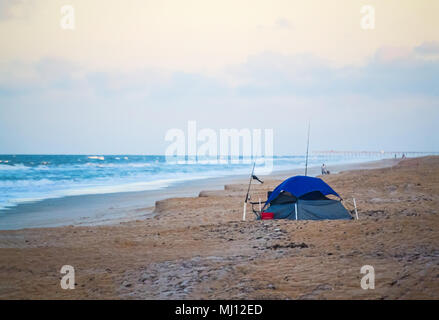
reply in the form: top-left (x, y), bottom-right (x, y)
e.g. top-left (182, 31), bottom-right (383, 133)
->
top-left (0, 156), bottom-right (438, 299)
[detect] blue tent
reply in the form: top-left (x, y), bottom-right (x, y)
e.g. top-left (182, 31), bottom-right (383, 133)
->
top-left (266, 175), bottom-right (341, 204)
top-left (263, 175), bottom-right (352, 220)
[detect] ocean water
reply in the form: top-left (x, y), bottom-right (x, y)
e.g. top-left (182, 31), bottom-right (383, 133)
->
top-left (0, 154), bottom-right (391, 211)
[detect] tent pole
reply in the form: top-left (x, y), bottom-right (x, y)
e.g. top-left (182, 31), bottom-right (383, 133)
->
top-left (295, 202), bottom-right (298, 220)
top-left (353, 198), bottom-right (359, 220)
top-left (242, 202), bottom-right (247, 221)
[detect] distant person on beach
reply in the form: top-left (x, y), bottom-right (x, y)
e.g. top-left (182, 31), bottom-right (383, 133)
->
top-left (402, 153), bottom-right (406, 159)
top-left (321, 163), bottom-right (329, 175)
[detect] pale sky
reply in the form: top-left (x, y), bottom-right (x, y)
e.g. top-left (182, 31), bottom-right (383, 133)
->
top-left (1, 0), bottom-right (438, 154)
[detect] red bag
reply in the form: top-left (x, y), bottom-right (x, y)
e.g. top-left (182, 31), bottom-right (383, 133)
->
top-left (261, 212), bottom-right (274, 220)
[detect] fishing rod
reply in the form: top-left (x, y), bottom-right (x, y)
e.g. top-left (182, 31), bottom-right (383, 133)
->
top-left (242, 162), bottom-right (255, 221)
top-left (305, 122), bottom-right (310, 176)
top-left (242, 161), bottom-right (263, 221)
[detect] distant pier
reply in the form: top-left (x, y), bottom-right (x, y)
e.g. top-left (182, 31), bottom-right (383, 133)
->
top-left (312, 151), bottom-right (439, 158)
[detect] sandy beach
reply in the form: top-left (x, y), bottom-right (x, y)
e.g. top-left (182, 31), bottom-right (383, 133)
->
top-left (0, 156), bottom-right (438, 299)
top-left (0, 158), bottom-right (398, 230)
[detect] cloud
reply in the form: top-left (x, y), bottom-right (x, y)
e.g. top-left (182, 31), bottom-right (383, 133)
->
top-left (226, 48), bottom-right (439, 97)
top-left (415, 42), bottom-right (439, 56)
top-left (0, 0), bottom-right (36, 20)
top-left (275, 18), bottom-right (293, 29)
top-left (1, 44), bottom-right (438, 101)
top-left (256, 17), bottom-right (294, 32)
top-left (0, 58), bottom-right (81, 95)
top-left (374, 46), bottom-right (413, 63)
top-left (1, 47), bottom-right (438, 154)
